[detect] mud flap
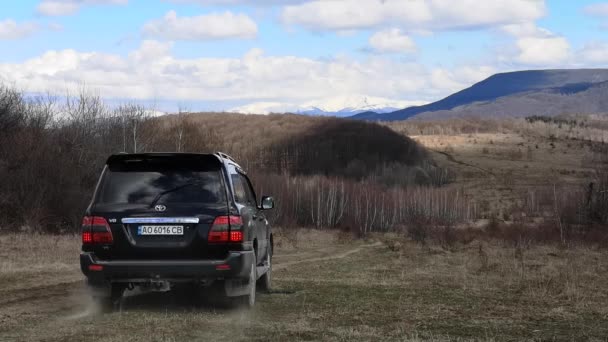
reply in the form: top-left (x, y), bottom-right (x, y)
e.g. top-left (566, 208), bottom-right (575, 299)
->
top-left (224, 258), bottom-right (261, 297)
top-left (224, 277), bottom-right (249, 297)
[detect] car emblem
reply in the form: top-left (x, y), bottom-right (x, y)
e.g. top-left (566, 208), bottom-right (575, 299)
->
top-left (154, 204), bottom-right (167, 212)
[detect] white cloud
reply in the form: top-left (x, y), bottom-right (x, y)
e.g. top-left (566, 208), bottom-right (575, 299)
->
top-left (36, 0), bottom-right (128, 16)
top-left (430, 66), bottom-right (496, 94)
top-left (0, 41), bottom-right (496, 110)
top-left (142, 10), bottom-right (258, 40)
top-left (37, 2), bottom-right (79, 16)
top-left (165, 0), bottom-right (305, 5)
top-left (48, 22), bottom-right (64, 31)
top-left (369, 28), bottom-right (416, 54)
top-left (281, 0), bottom-right (546, 32)
top-left (583, 3), bottom-right (608, 17)
top-left (129, 40), bottom-right (173, 63)
top-left (578, 42), bottom-right (608, 64)
top-left (0, 19), bottom-right (39, 40)
top-left (515, 36), bottom-right (570, 65)
top-left (500, 23), bottom-right (571, 66)
top-left (501, 22), bottom-right (542, 37)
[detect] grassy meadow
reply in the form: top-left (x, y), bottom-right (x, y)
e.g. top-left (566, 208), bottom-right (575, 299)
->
top-left (1, 230), bottom-right (608, 341)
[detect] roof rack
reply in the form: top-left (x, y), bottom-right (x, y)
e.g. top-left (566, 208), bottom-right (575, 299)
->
top-left (215, 152), bottom-right (236, 163)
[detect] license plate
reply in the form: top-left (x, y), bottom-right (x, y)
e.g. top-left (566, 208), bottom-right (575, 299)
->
top-left (138, 225), bottom-right (184, 235)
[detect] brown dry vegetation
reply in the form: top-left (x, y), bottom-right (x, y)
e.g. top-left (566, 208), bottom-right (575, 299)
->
top-left (1, 230), bottom-right (608, 341)
top-left (1, 83), bottom-right (607, 243)
top-left (171, 112), bottom-right (428, 177)
top-left (386, 115), bottom-right (608, 246)
top-left (3, 84), bottom-right (608, 341)
top-left (0, 86), bottom-right (458, 236)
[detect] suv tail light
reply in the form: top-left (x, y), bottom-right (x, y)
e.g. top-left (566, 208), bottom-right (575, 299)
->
top-left (208, 215), bottom-right (243, 243)
top-left (82, 216), bottom-right (113, 245)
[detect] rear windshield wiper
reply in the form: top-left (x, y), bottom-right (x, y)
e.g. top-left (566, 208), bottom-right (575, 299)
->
top-left (149, 182), bottom-right (201, 208)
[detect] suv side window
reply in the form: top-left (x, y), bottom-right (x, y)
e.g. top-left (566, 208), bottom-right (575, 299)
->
top-left (240, 173), bottom-right (257, 206)
top-left (231, 174), bottom-right (247, 204)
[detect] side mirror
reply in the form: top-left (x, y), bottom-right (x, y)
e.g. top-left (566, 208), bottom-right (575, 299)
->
top-left (260, 196), bottom-right (275, 210)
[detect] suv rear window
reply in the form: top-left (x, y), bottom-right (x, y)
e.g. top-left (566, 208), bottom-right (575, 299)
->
top-left (96, 159), bottom-right (226, 205)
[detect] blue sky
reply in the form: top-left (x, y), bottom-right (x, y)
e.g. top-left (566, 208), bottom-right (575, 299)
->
top-left (1, 0), bottom-right (608, 113)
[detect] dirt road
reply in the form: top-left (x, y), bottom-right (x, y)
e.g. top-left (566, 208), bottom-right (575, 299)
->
top-left (0, 234), bottom-right (388, 342)
top-left (1, 231), bottom-right (608, 342)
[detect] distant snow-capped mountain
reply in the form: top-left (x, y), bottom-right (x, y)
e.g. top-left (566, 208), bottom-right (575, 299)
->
top-left (230, 95), bottom-right (425, 117)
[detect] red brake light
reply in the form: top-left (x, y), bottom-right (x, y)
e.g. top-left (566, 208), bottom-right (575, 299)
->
top-left (230, 231), bottom-right (243, 242)
top-left (93, 231), bottom-right (113, 244)
top-left (82, 231), bottom-right (93, 244)
top-left (208, 231), bottom-right (229, 242)
top-left (89, 264), bottom-right (103, 271)
top-left (213, 216), bottom-right (243, 225)
top-left (208, 215), bottom-right (243, 243)
top-left (92, 217), bottom-right (108, 226)
top-left (81, 216), bottom-right (113, 245)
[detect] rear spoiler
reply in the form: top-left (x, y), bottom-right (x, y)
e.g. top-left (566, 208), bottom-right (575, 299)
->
top-left (107, 153), bottom-right (221, 164)
top-left (106, 153), bottom-right (223, 171)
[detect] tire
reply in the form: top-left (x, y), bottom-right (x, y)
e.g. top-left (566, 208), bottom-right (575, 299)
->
top-left (257, 245), bottom-right (272, 293)
top-left (94, 284), bottom-right (125, 313)
top-left (237, 256), bottom-right (257, 309)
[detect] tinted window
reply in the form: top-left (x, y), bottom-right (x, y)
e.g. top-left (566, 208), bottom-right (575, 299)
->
top-left (97, 166), bottom-right (225, 205)
top-left (240, 174), bottom-right (257, 205)
top-left (231, 174), bottom-right (248, 204)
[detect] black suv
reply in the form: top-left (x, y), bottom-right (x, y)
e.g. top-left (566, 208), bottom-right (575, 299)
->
top-left (79, 152), bottom-right (274, 310)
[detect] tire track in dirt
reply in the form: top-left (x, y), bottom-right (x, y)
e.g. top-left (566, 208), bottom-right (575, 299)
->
top-left (2, 243), bottom-right (383, 306)
top-left (1, 241), bottom-right (384, 337)
top-left (432, 149), bottom-right (496, 177)
top-left (1, 243), bottom-right (383, 307)
top-left (0, 280), bottom-right (89, 338)
top-left (274, 241), bottom-right (383, 271)
top-left (0, 280), bottom-right (82, 307)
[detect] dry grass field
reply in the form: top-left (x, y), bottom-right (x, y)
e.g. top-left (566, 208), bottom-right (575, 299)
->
top-left (2, 115), bottom-right (608, 341)
top-left (1, 230), bottom-right (608, 342)
top-left (393, 118), bottom-right (607, 221)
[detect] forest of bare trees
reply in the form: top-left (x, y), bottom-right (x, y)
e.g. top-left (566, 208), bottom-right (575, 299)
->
top-left (0, 85), bottom-right (462, 234)
top-left (1, 84), bottom-right (606, 242)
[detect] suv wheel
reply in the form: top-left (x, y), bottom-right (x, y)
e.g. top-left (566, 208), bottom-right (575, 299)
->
top-left (239, 256), bottom-right (257, 308)
top-left (235, 255), bottom-right (257, 309)
top-left (257, 246), bottom-right (272, 292)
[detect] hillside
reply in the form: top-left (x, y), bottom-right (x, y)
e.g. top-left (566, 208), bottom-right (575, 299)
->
top-left (164, 113), bottom-right (427, 176)
top-left (0, 85), bottom-right (432, 232)
top-left (385, 114), bottom-right (608, 225)
top-left (414, 80), bottom-right (608, 120)
top-left (353, 69), bottom-right (608, 121)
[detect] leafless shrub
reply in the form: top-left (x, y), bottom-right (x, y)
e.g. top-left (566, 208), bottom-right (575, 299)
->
top-left (0, 84), bottom-right (458, 233)
top-left (253, 172), bottom-right (474, 235)
top-left (0, 86), bottom-right (166, 231)
top-left (407, 223), bottom-right (429, 245)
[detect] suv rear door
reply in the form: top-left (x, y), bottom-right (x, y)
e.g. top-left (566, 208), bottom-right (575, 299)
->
top-left (240, 173), bottom-right (269, 262)
top-left (85, 154), bottom-right (231, 260)
top-left (229, 166), bottom-right (267, 262)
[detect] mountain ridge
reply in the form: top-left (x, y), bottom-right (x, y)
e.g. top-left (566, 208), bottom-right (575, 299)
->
top-left (351, 69), bottom-right (608, 121)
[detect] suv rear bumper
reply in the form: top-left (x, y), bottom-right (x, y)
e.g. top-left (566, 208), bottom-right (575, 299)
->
top-left (80, 251), bottom-right (254, 287)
